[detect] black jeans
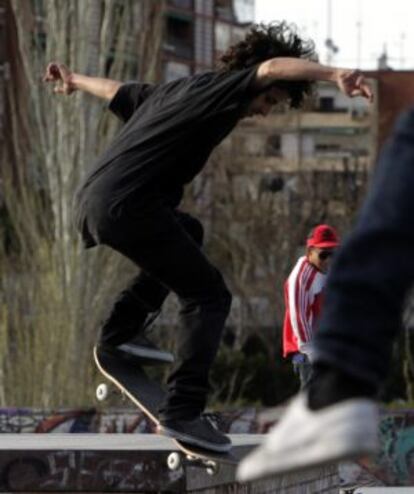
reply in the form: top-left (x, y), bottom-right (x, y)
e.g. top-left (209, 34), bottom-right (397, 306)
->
top-left (314, 109), bottom-right (414, 390)
top-left (96, 194), bottom-right (232, 420)
top-left (99, 210), bottom-right (204, 347)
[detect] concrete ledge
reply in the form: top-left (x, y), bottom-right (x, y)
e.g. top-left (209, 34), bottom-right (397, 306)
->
top-left (0, 434), bottom-right (263, 492)
top-left (0, 433), bottom-right (263, 450)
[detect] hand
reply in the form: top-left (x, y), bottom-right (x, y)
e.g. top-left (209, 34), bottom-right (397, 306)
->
top-left (43, 62), bottom-right (76, 95)
top-left (336, 69), bottom-right (373, 102)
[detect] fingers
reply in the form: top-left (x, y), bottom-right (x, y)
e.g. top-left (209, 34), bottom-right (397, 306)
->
top-left (43, 62), bottom-right (60, 82)
top-left (361, 86), bottom-right (374, 102)
top-left (354, 74), bottom-right (373, 100)
top-left (353, 80), bottom-right (373, 101)
top-left (341, 70), bottom-right (373, 102)
top-left (341, 69), bottom-right (361, 85)
top-left (57, 63), bottom-right (71, 81)
top-left (350, 88), bottom-right (373, 102)
top-left (43, 62), bottom-right (70, 82)
top-left (52, 82), bottom-right (73, 95)
top-left (350, 89), bottom-right (363, 98)
top-left (43, 62), bottom-right (75, 95)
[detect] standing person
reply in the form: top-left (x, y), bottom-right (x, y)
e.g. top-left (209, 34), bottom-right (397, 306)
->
top-left (237, 109), bottom-right (414, 482)
top-left (43, 22), bottom-right (372, 452)
top-left (283, 224), bottom-right (339, 388)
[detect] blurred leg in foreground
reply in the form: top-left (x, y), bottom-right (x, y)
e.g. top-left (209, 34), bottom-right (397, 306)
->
top-left (238, 109), bottom-right (414, 481)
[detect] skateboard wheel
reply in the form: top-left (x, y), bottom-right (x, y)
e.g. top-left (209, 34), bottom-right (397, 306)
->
top-left (206, 460), bottom-right (219, 476)
top-left (96, 383), bottom-right (109, 401)
top-left (167, 452), bottom-right (182, 471)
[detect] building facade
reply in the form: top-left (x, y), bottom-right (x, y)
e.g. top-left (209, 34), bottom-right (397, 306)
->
top-left (163, 0), bottom-right (254, 81)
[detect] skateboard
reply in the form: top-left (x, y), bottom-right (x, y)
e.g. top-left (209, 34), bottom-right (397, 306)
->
top-left (93, 345), bottom-right (243, 475)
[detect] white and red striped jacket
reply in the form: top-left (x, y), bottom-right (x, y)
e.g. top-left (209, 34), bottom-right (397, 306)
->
top-left (282, 256), bottom-right (326, 358)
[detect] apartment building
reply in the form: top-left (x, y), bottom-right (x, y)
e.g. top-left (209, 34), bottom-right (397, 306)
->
top-left (163, 0), bottom-right (254, 81)
top-left (241, 83), bottom-right (372, 162)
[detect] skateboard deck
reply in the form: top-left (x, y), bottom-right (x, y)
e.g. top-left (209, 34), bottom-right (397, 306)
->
top-left (93, 345), bottom-right (244, 471)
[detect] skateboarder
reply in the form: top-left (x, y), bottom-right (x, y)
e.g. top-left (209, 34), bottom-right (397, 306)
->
top-left (44, 22), bottom-right (372, 452)
top-left (283, 224), bottom-right (339, 388)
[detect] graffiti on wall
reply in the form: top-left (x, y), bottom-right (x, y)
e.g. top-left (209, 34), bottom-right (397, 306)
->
top-left (2, 407), bottom-right (414, 486)
top-left (0, 407), bottom-right (259, 434)
top-left (0, 451), bottom-right (184, 491)
top-left (369, 410), bottom-right (414, 485)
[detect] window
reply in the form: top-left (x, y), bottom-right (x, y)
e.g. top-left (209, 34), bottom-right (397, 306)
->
top-left (315, 143), bottom-right (341, 153)
top-left (165, 14), bottom-right (194, 60)
top-left (266, 134), bottom-right (281, 156)
top-left (215, 0), bottom-right (234, 21)
top-left (319, 96), bottom-right (334, 112)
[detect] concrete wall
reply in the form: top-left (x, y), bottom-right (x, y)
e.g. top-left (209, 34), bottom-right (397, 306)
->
top-left (1, 407), bottom-right (414, 486)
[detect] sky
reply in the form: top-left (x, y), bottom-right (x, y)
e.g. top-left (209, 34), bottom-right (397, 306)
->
top-left (255, 0), bottom-right (414, 70)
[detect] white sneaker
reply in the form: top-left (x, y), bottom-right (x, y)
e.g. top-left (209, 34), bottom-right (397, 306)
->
top-left (237, 392), bottom-right (380, 482)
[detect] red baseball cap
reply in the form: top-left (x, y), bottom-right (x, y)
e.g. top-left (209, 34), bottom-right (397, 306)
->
top-left (307, 224), bottom-right (340, 248)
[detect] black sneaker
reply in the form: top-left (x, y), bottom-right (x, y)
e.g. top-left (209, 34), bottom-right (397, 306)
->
top-left (159, 415), bottom-right (232, 453)
top-left (99, 308), bottom-right (174, 365)
top-left (98, 333), bottom-right (174, 365)
top-left (117, 333), bottom-right (174, 364)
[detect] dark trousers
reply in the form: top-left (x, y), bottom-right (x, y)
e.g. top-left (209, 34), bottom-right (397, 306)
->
top-left (96, 195), bottom-right (232, 420)
top-left (314, 109), bottom-right (414, 390)
top-left (99, 210), bottom-right (204, 347)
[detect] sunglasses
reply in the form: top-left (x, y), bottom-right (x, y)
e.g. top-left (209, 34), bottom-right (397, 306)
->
top-left (318, 250), bottom-right (335, 261)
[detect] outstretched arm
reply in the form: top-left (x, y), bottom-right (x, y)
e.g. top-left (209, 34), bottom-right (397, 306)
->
top-left (256, 58), bottom-right (373, 102)
top-left (43, 62), bottom-right (121, 101)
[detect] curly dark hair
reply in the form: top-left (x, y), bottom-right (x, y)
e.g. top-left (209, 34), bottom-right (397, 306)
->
top-left (218, 21), bottom-right (317, 108)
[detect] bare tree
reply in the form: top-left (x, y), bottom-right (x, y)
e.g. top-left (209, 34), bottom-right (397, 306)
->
top-left (185, 149), bottom-right (369, 342)
top-left (182, 139), bottom-right (369, 405)
top-left (1, 0), bottom-right (164, 406)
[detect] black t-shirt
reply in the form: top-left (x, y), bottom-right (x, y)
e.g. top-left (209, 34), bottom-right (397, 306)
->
top-left (75, 66), bottom-right (259, 247)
